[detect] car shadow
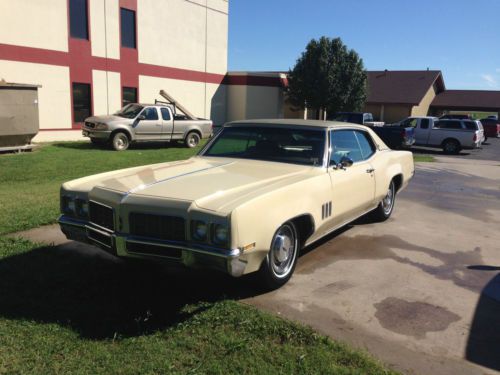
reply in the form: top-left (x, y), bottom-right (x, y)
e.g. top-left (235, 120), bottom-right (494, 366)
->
top-left (0, 242), bottom-right (262, 340)
top-left (466, 272), bottom-right (500, 371)
top-left (410, 147), bottom-right (472, 156)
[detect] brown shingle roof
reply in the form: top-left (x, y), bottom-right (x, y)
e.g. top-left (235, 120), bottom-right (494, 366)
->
top-left (366, 70), bottom-right (445, 105)
top-left (431, 90), bottom-right (500, 111)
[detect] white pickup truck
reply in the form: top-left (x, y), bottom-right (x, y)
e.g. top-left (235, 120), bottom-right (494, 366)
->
top-left (393, 117), bottom-right (483, 154)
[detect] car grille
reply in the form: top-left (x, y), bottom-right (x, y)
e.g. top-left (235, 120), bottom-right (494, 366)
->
top-left (85, 121), bottom-right (95, 129)
top-left (129, 213), bottom-right (186, 241)
top-left (89, 201), bottom-right (115, 231)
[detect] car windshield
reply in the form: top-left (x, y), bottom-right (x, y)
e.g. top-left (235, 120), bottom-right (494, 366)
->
top-left (202, 126), bottom-right (326, 166)
top-left (115, 104), bottom-right (144, 118)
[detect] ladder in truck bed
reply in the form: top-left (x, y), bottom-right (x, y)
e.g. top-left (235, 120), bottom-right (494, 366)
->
top-left (156, 90), bottom-right (197, 120)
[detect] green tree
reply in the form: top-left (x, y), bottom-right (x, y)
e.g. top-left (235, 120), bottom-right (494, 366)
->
top-left (287, 37), bottom-right (367, 118)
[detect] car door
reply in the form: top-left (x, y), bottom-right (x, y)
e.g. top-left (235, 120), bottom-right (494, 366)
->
top-left (160, 107), bottom-right (174, 141)
top-left (328, 129), bottom-right (376, 228)
top-left (134, 107), bottom-right (162, 140)
top-left (414, 118), bottom-right (430, 145)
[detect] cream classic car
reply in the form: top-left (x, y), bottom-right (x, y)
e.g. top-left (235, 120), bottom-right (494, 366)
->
top-left (59, 119), bottom-right (414, 289)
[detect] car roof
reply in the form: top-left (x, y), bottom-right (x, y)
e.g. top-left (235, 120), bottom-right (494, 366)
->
top-left (225, 119), bottom-right (370, 130)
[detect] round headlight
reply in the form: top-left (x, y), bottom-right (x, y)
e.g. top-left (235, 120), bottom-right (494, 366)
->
top-left (214, 224), bottom-right (228, 245)
top-left (75, 199), bottom-right (89, 218)
top-left (192, 220), bottom-right (208, 241)
top-left (62, 196), bottom-right (75, 215)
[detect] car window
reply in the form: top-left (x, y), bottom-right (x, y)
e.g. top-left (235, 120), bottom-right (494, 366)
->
top-left (204, 126), bottom-right (326, 166)
top-left (142, 107), bottom-right (159, 120)
top-left (364, 113), bottom-right (374, 122)
top-left (464, 121), bottom-right (478, 130)
top-left (354, 131), bottom-right (376, 159)
top-left (116, 104), bottom-right (143, 119)
top-left (160, 107), bottom-right (171, 121)
top-left (330, 130), bottom-right (363, 164)
top-left (440, 120), bottom-right (462, 129)
top-left (420, 119), bottom-right (430, 129)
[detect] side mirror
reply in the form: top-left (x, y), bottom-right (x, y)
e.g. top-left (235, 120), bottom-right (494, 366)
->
top-left (336, 156), bottom-right (353, 170)
top-left (137, 115), bottom-right (146, 121)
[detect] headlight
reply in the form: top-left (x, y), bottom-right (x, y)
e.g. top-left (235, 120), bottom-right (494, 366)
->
top-left (212, 224), bottom-right (229, 245)
top-left (191, 220), bottom-right (208, 241)
top-left (75, 199), bottom-right (89, 218)
top-left (95, 123), bottom-right (108, 130)
top-left (62, 196), bottom-right (76, 215)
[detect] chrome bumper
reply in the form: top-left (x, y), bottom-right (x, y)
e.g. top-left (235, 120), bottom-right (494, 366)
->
top-left (58, 215), bottom-right (246, 277)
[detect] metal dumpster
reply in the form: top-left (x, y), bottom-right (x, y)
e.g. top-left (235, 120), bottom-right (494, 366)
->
top-left (0, 81), bottom-right (40, 148)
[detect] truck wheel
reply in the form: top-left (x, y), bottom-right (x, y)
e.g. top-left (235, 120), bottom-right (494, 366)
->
top-left (111, 132), bottom-right (130, 151)
top-left (442, 139), bottom-right (460, 154)
top-left (185, 132), bottom-right (200, 148)
top-left (370, 180), bottom-right (396, 222)
top-left (258, 221), bottom-right (299, 290)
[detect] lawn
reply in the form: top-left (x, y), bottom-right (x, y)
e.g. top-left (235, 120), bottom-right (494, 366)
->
top-left (0, 142), bottom-right (397, 374)
top-left (0, 237), bottom-right (395, 374)
top-left (413, 154), bottom-right (435, 162)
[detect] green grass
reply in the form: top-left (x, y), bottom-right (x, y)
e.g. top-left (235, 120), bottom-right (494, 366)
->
top-left (413, 154), bottom-right (435, 162)
top-left (0, 237), bottom-right (396, 374)
top-left (0, 142), bottom-right (206, 235)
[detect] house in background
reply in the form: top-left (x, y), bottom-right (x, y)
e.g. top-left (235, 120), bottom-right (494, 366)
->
top-left (364, 70), bottom-right (446, 123)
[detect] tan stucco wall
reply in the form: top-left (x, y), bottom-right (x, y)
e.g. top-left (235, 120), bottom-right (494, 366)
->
top-left (138, 0), bottom-right (228, 74)
top-left (226, 85), bottom-right (284, 122)
top-left (383, 105), bottom-right (412, 123)
top-left (90, 0), bottom-right (120, 59)
top-left (92, 70), bottom-right (121, 116)
top-left (411, 84), bottom-right (437, 117)
top-left (0, 60), bottom-right (71, 130)
top-left (0, 0), bottom-right (68, 52)
top-left (364, 104), bottom-right (383, 120)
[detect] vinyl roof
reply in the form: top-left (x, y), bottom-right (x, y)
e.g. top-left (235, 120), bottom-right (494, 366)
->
top-left (226, 119), bottom-right (367, 129)
top-left (366, 70), bottom-right (445, 105)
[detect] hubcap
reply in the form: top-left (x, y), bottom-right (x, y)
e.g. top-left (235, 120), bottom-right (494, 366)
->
top-left (188, 135), bottom-right (198, 147)
top-left (270, 224), bottom-right (296, 278)
top-left (382, 182), bottom-right (394, 215)
top-left (115, 135), bottom-right (127, 150)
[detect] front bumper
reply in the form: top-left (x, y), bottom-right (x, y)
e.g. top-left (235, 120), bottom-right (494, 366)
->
top-left (82, 129), bottom-right (112, 140)
top-left (58, 215), bottom-right (246, 277)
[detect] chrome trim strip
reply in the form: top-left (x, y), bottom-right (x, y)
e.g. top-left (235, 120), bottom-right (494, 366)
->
top-left (125, 236), bottom-right (240, 259)
top-left (86, 226), bottom-right (112, 249)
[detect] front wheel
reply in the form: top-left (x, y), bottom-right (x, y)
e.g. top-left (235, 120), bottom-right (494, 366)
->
top-left (258, 222), bottom-right (299, 290)
top-left (185, 132), bottom-right (200, 148)
top-left (111, 132), bottom-right (130, 151)
top-left (370, 180), bottom-right (396, 222)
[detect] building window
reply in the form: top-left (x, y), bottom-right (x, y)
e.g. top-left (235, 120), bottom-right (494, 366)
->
top-left (69, 0), bottom-right (89, 39)
top-left (72, 83), bottom-right (91, 122)
top-left (120, 8), bottom-right (136, 48)
top-left (122, 87), bottom-right (137, 107)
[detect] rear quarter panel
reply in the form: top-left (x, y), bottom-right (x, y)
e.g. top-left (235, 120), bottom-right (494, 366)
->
top-left (371, 149), bottom-right (414, 201)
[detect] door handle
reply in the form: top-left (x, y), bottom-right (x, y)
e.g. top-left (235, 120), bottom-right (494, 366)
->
top-left (366, 168), bottom-right (375, 173)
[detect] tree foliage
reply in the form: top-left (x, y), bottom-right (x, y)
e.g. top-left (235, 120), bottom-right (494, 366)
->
top-left (287, 37), bottom-right (367, 116)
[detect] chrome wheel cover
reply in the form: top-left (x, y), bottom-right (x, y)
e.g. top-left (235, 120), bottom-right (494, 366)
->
top-left (187, 134), bottom-right (199, 147)
top-left (114, 134), bottom-right (128, 150)
top-left (382, 182), bottom-right (395, 215)
top-left (270, 224), bottom-right (297, 279)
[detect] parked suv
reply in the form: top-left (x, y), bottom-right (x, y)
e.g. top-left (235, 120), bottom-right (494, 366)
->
top-left (480, 118), bottom-right (500, 140)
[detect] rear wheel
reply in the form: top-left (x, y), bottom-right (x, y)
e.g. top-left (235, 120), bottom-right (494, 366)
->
top-left (442, 139), bottom-right (460, 154)
top-left (111, 132), bottom-right (130, 151)
top-left (258, 222), bottom-right (299, 290)
top-left (185, 132), bottom-right (200, 148)
top-left (370, 180), bottom-right (396, 222)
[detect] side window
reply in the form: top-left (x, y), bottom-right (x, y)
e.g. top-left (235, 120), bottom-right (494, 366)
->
top-left (420, 119), bottom-right (430, 129)
top-left (142, 107), bottom-right (159, 120)
top-left (354, 131), bottom-right (376, 159)
top-left (447, 120), bottom-right (462, 129)
top-left (160, 108), bottom-right (171, 121)
top-left (330, 130), bottom-right (363, 165)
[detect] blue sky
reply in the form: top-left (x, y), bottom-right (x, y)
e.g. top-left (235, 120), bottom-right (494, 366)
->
top-left (228, 0), bottom-right (500, 90)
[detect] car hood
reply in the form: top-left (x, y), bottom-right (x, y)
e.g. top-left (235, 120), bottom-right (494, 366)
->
top-left (67, 157), bottom-right (318, 213)
top-left (85, 115), bottom-right (126, 123)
